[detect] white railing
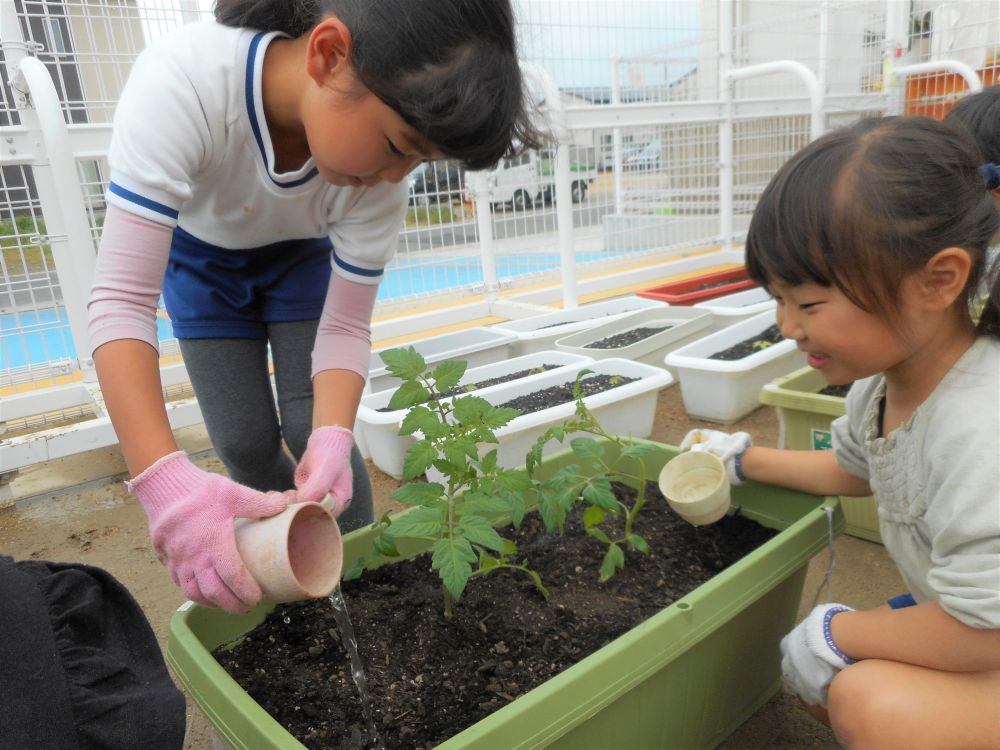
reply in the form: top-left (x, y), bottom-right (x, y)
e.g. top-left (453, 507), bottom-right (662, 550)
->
top-left (1, 0), bottom-right (991, 488)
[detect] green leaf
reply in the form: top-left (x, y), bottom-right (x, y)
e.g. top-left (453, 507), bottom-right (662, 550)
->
top-left (479, 555), bottom-right (500, 573)
top-left (520, 564), bottom-right (550, 600)
top-left (387, 380), bottom-right (430, 410)
top-left (431, 537), bottom-right (476, 601)
top-left (402, 441), bottom-right (438, 480)
top-left (342, 556), bottom-right (366, 581)
top-left (483, 406), bottom-right (521, 429)
top-left (390, 482), bottom-right (445, 507)
top-left (586, 526), bottom-right (611, 544)
top-left (455, 493), bottom-right (511, 517)
top-left (443, 438), bottom-right (479, 467)
top-left (550, 426), bottom-right (566, 442)
top-left (372, 533), bottom-right (399, 558)
top-left (627, 534), bottom-right (650, 554)
top-left (457, 515), bottom-right (507, 553)
top-left (620, 442), bottom-right (661, 460)
top-left (582, 505), bottom-right (607, 529)
top-left (431, 360), bottom-right (467, 392)
top-left (399, 405), bottom-right (439, 436)
top-left (582, 475), bottom-right (618, 511)
top-left (481, 449), bottom-right (498, 474)
top-left (570, 437), bottom-right (604, 461)
top-left (388, 506), bottom-right (446, 538)
top-left (380, 347), bottom-right (426, 381)
top-left (495, 468), bottom-right (532, 492)
top-left (599, 543), bottom-right (625, 581)
top-left (453, 395), bottom-right (491, 425)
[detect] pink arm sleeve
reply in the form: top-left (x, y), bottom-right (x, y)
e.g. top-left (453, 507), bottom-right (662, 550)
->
top-left (311, 272), bottom-right (379, 380)
top-left (88, 204), bottom-right (173, 355)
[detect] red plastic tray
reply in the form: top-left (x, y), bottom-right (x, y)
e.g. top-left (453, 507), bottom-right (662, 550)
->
top-left (636, 268), bottom-right (757, 305)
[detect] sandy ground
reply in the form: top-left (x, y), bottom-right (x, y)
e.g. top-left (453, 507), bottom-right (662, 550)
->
top-left (0, 384), bottom-right (902, 749)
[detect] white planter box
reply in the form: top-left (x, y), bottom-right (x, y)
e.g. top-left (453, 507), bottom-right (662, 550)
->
top-left (492, 297), bottom-right (668, 356)
top-left (664, 311), bottom-right (806, 423)
top-left (424, 358), bottom-right (673, 484)
top-left (368, 326), bottom-right (517, 393)
top-left (359, 351), bottom-right (596, 479)
top-left (693, 287), bottom-right (776, 332)
top-left (554, 306), bottom-right (712, 377)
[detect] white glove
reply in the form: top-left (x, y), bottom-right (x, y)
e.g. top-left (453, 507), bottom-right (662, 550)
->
top-left (780, 603), bottom-right (857, 708)
top-left (679, 429), bottom-right (752, 485)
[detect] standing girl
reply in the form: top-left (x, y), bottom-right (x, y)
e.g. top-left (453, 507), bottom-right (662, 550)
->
top-left (88, 0), bottom-right (538, 613)
top-left (681, 116), bottom-right (1000, 748)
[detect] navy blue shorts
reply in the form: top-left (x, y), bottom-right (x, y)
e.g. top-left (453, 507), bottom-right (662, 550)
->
top-left (887, 593), bottom-right (918, 609)
top-left (163, 226), bottom-right (333, 339)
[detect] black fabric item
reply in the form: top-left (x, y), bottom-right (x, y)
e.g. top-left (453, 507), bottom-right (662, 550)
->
top-left (0, 555), bottom-right (185, 750)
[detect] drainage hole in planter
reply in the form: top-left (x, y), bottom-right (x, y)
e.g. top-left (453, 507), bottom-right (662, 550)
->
top-left (708, 324), bottom-right (785, 361)
top-left (583, 326), bottom-right (671, 350)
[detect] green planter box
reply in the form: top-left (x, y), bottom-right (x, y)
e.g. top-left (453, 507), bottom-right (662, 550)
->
top-left (167, 440), bottom-right (842, 750)
top-left (759, 366), bottom-right (881, 544)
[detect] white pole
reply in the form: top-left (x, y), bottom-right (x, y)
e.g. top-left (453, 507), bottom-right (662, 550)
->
top-left (15, 56), bottom-right (100, 381)
top-left (610, 57), bottom-right (624, 216)
top-left (727, 61), bottom-right (825, 141)
top-left (554, 142), bottom-right (577, 309)
top-left (469, 169), bottom-right (499, 302)
top-left (718, 0), bottom-right (734, 252)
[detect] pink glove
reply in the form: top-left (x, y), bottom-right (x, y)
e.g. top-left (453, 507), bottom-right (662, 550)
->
top-left (127, 451), bottom-right (290, 612)
top-left (294, 425), bottom-right (355, 514)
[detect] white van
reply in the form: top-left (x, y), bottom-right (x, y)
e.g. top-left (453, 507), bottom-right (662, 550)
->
top-left (487, 147), bottom-right (597, 210)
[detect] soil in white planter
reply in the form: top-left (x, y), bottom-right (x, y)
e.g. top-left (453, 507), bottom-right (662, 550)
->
top-left (708, 324), bottom-right (784, 361)
top-left (374, 364), bottom-right (566, 412)
top-left (213, 482), bottom-right (777, 750)
top-left (496, 373), bottom-right (638, 414)
top-left (584, 326), bottom-right (672, 349)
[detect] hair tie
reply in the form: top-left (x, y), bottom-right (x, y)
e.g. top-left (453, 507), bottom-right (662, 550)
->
top-left (979, 163), bottom-right (1000, 191)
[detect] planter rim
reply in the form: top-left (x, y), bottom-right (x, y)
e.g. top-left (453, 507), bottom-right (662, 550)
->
top-left (552, 306), bottom-right (711, 355)
top-left (492, 297), bottom-right (668, 338)
top-left (665, 310), bottom-right (794, 373)
top-left (370, 326), bottom-right (516, 379)
top-left (166, 438), bottom-right (843, 750)
top-left (357, 351), bottom-right (596, 427)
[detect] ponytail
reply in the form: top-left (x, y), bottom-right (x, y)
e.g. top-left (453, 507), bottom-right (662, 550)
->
top-left (213, 0), bottom-right (321, 37)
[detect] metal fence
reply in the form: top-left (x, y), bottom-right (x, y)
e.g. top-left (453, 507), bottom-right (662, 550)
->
top-left (1, 0), bottom-right (994, 477)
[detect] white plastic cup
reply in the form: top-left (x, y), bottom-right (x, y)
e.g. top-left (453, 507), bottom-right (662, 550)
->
top-left (658, 451), bottom-right (731, 525)
top-left (234, 501), bottom-right (343, 603)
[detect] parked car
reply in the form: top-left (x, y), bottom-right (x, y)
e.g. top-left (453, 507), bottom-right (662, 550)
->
top-left (408, 160), bottom-right (464, 205)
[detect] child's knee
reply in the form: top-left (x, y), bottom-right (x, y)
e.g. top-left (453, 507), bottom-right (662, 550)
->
top-left (828, 660), bottom-right (907, 748)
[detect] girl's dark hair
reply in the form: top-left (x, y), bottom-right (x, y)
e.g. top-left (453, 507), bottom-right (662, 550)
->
top-left (745, 116), bottom-right (1000, 338)
top-left (214, 0), bottom-right (542, 170)
top-left (946, 85), bottom-right (1000, 164)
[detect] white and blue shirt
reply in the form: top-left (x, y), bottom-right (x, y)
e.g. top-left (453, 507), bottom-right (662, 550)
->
top-left (106, 20), bottom-right (407, 287)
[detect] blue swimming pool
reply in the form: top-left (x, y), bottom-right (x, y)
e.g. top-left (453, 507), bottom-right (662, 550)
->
top-left (2, 254), bottom-right (603, 368)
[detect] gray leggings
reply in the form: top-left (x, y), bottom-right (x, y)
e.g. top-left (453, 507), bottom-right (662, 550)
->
top-left (178, 320), bottom-right (373, 533)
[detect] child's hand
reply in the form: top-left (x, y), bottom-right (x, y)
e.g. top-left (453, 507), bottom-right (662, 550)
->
top-left (780, 603), bottom-right (857, 708)
top-left (126, 451), bottom-right (290, 612)
top-left (294, 426), bottom-right (354, 515)
top-left (679, 429), bottom-right (752, 484)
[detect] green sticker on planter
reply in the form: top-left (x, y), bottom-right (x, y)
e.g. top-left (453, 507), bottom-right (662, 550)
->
top-left (811, 428), bottom-right (832, 451)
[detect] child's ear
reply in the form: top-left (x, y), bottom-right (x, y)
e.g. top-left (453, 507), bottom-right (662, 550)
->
top-left (305, 17), bottom-right (353, 88)
top-left (920, 247), bottom-right (972, 310)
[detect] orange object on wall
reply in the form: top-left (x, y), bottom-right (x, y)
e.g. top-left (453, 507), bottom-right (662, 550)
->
top-left (904, 62), bottom-right (1000, 120)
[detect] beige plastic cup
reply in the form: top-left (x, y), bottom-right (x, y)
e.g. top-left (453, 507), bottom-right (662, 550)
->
top-left (658, 451), bottom-right (731, 525)
top-left (234, 501), bottom-right (343, 603)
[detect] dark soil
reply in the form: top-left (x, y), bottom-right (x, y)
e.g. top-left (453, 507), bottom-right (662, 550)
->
top-left (818, 383), bottom-right (851, 398)
top-left (497, 373), bottom-right (638, 415)
top-left (375, 365), bottom-right (565, 412)
top-left (583, 325), bottom-right (670, 349)
top-left (709, 324), bottom-right (785, 361)
top-left (688, 277), bottom-right (749, 293)
top-left (215, 482), bottom-right (779, 750)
